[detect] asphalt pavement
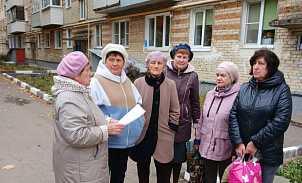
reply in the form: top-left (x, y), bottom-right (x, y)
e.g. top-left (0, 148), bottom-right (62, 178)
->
top-left (0, 74), bottom-right (301, 183)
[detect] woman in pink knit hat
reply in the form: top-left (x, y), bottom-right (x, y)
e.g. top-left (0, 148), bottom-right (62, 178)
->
top-left (195, 61), bottom-right (240, 183)
top-left (130, 51), bottom-right (180, 183)
top-left (51, 51), bottom-right (124, 183)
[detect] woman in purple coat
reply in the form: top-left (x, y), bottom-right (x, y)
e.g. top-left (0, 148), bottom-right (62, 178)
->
top-left (164, 44), bottom-right (200, 182)
top-left (195, 61), bottom-right (240, 183)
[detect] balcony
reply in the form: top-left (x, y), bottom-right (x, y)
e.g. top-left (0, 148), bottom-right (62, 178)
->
top-left (6, 0), bottom-right (24, 11)
top-left (40, 6), bottom-right (63, 29)
top-left (269, 18), bottom-right (302, 29)
top-left (31, 12), bottom-right (41, 28)
top-left (93, 0), bottom-right (175, 14)
top-left (7, 21), bottom-right (25, 35)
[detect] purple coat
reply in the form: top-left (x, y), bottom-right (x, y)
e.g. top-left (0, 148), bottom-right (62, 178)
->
top-left (196, 83), bottom-right (240, 161)
top-left (164, 60), bottom-right (200, 143)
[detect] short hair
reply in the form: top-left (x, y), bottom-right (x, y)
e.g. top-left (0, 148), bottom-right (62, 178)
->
top-left (175, 49), bottom-right (190, 57)
top-left (106, 51), bottom-right (124, 61)
top-left (249, 49), bottom-right (279, 79)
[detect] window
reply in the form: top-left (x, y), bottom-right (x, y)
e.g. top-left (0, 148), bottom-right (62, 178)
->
top-left (44, 32), bottom-right (50, 48)
top-left (32, 0), bottom-right (40, 13)
top-left (66, 28), bottom-right (72, 48)
top-left (42, 0), bottom-right (61, 8)
top-left (243, 0), bottom-right (277, 47)
top-left (65, 0), bottom-right (71, 8)
top-left (37, 33), bottom-right (41, 48)
top-left (190, 8), bottom-right (213, 50)
top-left (55, 30), bottom-right (62, 49)
top-left (113, 20), bottom-right (129, 47)
top-left (95, 24), bottom-right (102, 48)
top-left (7, 6), bottom-right (24, 23)
top-left (80, 0), bottom-right (85, 20)
top-left (145, 13), bottom-right (170, 50)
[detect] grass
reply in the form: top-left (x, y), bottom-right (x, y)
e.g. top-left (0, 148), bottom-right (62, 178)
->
top-left (0, 60), bottom-right (45, 71)
top-left (276, 157), bottom-right (302, 182)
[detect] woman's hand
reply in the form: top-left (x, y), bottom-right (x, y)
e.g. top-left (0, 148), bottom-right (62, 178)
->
top-left (235, 143), bottom-right (246, 157)
top-left (246, 141), bottom-right (257, 156)
top-left (109, 119), bottom-right (119, 124)
top-left (107, 123), bottom-right (125, 135)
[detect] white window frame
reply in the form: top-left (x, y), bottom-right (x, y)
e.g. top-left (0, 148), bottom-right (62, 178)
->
top-left (144, 12), bottom-right (170, 51)
top-left (66, 28), bottom-right (72, 48)
top-left (80, 0), bottom-right (85, 20)
top-left (65, 0), bottom-right (71, 8)
top-left (55, 30), bottom-right (62, 49)
top-left (42, 0), bottom-right (61, 9)
top-left (32, 0), bottom-right (40, 13)
top-left (44, 32), bottom-right (50, 48)
top-left (112, 19), bottom-right (129, 47)
top-left (189, 8), bottom-right (213, 51)
top-left (95, 24), bottom-right (102, 48)
top-left (37, 33), bottom-right (41, 48)
top-left (242, 0), bottom-right (275, 48)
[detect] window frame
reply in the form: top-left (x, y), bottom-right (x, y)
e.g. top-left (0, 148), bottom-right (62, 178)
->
top-left (65, 0), bottom-right (71, 8)
top-left (189, 7), bottom-right (213, 52)
top-left (42, 0), bottom-right (62, 9)
top-left (44, 32), bottom-right (50, 48)
top-left (242, 0), bottom-right (275, 48)
top-left (112, 19), bottom-right (129, 48)
top-left (80, 0), bottom-right (85, 20)
top-left (66, 28), bottom-right (72, 48)
top-left (144, 12), bottom-right (170, 51)
top-left (55, 30), bottom-right (62, 49)
top-left (37, 33), bottom-right (41, 48)
top-left (95, 24), bottom-right (102, 48)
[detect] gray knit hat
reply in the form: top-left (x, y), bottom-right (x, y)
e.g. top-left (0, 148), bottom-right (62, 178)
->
top-left (217, 61), bottom-right (239, 83)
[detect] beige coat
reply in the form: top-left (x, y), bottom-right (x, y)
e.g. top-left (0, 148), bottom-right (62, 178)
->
top-left (52, 76), bottom-right (109, 183)
top-left (134, 76), bottom-right (180, 163)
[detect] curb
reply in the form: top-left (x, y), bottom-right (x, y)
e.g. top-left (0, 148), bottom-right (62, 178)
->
top-left (283, 145), bottom-right (302, 159)
top-left (1, 72), bottom-right (55, 104)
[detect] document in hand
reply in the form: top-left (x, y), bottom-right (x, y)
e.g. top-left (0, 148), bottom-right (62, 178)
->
top-left (118, 104), bottom-right (146, 125)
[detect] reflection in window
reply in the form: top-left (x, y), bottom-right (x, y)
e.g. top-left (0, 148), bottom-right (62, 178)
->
top-left (193, 9), bottom-right (213, 47)
top-left (113, 20), bottom-right (129, 47)
top-left (146, 13), bottom-right (170, 49)
top-left (245, 0), bottom-right (277, 46)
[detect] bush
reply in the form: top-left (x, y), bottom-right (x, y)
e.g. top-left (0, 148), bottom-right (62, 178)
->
top-left (276, 158), bottom-right (302, 182)
top-left (124, 62), bottom-right (142, 82)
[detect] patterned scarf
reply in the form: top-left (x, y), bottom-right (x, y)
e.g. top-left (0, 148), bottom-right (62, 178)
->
top-left (51, 76), bottom-right (90, 96)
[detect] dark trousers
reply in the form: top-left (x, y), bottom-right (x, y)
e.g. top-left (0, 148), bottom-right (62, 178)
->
top-left (137, 158), bottom-right (172, 183)
top-left (203, 157), bottom-right (232, 183)
top-left (109, 148), bottom-right (131, 183)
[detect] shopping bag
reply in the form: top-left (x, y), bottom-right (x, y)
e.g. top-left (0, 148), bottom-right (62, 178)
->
top-left (186, 141), bottom-right (205, 183)
top-left (229, 158), bottom-right (262, 183)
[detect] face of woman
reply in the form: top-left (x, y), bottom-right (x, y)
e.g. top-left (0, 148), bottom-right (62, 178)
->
top-left (105, 54), bottom-right (125, 76)
top-left (75, 64), bottom-right (93, 86)
top-left (149, 61), bottom-right (164, 78)
top-left (253, 57), bottom-right (268, 82)
top-left (173, 53), bottom-right (189, 70)
top-left (216, 70), bottom-right (232, 89)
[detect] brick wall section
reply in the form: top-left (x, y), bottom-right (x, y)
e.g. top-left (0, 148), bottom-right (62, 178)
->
top-left (170, 9), bottom-right (190, 47)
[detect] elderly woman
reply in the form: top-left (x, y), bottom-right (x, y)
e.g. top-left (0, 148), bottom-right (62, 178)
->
top-left (90, 43), bottom-right (144, 183)
top-left (195, 61), bottom-right (240, 183)
top-left (129, 51), bottom-right (180, 183)
top-left (163, 44), bottom-right (200, 182)
top-left (229, 49), bottom-right (292, 183)
top-left (52, 51), bottom-right (124, 183)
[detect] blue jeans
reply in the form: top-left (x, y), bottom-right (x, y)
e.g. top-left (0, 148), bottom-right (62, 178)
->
top-left (260, 163), bottom-right (280, 183)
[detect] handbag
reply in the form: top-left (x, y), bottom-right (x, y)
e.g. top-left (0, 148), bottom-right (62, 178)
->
top-left (229, 156), bottom-right (262, 183)
top-left (186, 141), bottom-right (205, 183)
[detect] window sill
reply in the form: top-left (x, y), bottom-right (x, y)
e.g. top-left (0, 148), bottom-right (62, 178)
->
top-left (144, 47), bottom-right (169, 52)
top-left (243, 44), bottom-right (274, 49)
top-left (191, 48), bottom-right (211, 52)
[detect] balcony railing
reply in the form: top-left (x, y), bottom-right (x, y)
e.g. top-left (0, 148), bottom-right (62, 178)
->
top-left (7, 21), bottom-right (25, 35)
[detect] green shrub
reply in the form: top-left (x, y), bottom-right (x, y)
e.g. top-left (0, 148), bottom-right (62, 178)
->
top-left (276, 158), bottom-right (302, 182)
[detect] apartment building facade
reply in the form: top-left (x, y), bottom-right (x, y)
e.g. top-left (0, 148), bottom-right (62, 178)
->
top-left (4, 0), bottom-right (302, 113)
top-left (0, 0), bottom-right (8, 55)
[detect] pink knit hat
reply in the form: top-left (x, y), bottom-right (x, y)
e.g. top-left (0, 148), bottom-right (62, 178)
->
top-left (145, 51), bottom-right (167, 67)
top-left (217, 61), bottom-right (239, 83)
top-left (57, 51), bottom-right (89, 79)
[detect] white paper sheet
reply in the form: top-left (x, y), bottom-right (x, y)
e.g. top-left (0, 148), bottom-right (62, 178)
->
top-left (118, 104), bottom-right (145, 125)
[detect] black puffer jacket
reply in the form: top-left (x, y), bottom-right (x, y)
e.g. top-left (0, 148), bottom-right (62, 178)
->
top-left (229, 70), bottom-right (292, 166)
